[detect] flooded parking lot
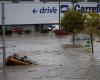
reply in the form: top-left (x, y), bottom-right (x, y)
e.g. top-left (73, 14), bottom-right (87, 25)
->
top-left (0, 32), bottom-right (100, 80)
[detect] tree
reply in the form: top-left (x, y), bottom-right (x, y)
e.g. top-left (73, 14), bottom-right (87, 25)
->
top-left (84, 12), bottom-right (100, 53)
top-left (61, 9), bottom-right (85, 45)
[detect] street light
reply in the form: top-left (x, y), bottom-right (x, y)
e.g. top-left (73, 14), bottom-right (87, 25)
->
top-left (1, 3), bottom-right (6, 73)
top-left (58, 0), bottom-right (61, 29)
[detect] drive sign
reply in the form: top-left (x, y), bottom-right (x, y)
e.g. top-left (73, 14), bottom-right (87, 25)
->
top-left (0, 2), bottom-right (72, 25)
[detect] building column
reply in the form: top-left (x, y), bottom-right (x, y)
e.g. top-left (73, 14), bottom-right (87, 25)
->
top-left (34, 24), bottom-right (40, 32)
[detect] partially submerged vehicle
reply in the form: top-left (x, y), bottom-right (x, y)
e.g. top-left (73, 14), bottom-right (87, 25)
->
top-left (53, 29), bottom-right (70, 36)
top-left (6, 54), bottom-right (37, 65)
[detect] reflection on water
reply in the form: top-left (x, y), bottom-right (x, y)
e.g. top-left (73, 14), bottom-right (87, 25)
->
top-left (0, 32), bottom-right (100, 80)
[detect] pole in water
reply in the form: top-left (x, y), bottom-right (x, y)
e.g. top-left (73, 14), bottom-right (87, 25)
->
top-left (91, 34), bottom-right (94, 55)
top-left (1, 3), bottom-right (6, 73)
top-left (58, 0), bottom-right (61, 30)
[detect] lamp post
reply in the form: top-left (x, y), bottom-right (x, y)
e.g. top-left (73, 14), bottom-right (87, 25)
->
top-left (1, 3), bottom-right (6, 73)
top-left (58, 0), bottom-right (61, 29)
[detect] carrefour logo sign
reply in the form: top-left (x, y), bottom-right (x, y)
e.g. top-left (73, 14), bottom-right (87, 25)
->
top-left (61, 5), bottom-right (69, 13)
top-left (75, 4), bottom-right (100, 13)
top-left (32, 4), bottom-right (100, 14)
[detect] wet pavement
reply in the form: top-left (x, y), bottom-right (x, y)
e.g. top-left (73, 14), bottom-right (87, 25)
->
top-left (0, 32), bottom-right (100, 80)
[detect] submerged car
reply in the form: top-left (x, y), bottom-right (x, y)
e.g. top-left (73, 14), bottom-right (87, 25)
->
top-left (6, 54), bottom-right (37, 65)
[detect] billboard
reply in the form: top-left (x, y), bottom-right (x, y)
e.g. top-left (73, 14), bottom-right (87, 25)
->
top-left (0, 2), bottom-right (72, 25)
top-left (0, 2), bottom-right (99, 25)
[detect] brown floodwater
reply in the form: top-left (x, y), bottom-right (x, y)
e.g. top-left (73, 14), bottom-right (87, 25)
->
top-left (0, 32), bottom-right (100, 80)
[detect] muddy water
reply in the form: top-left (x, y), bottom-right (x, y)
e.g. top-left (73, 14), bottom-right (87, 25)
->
top-left (0, 32), bottom-right (100, 80)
